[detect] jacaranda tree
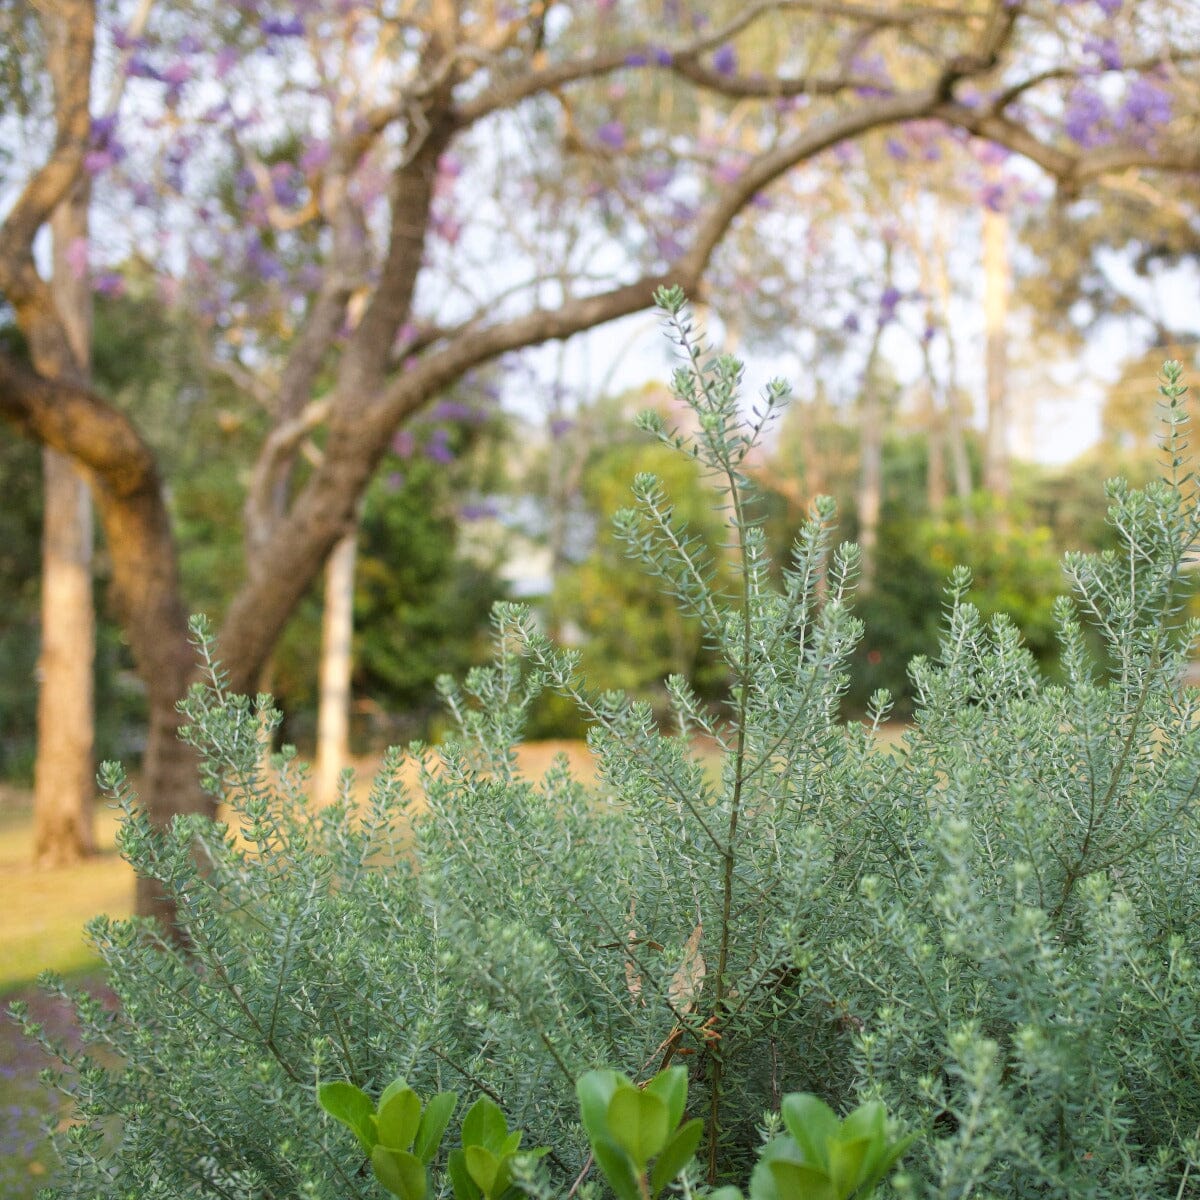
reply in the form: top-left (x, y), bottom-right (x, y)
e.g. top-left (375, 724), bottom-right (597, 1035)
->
top-left (1, 0), bottom-right (1198, 925)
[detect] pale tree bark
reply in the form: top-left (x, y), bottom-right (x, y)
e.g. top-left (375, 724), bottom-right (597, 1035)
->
top-left (34, 447), bottom-right (95, 864)
top-left (30, 8), bottom-right (95, 867)
top-left (982, 202), bottom-right (1011, 507)
top-left (856, 345), bottom-right (885, 594)
top-left (314, 528), bottom-right (357, 806)
top-left (932, 216), bottom-right (974, 507)
top-left (856, 249), bottom-right (892, 594)
top-left (915, 220), bottom-right (946, 516)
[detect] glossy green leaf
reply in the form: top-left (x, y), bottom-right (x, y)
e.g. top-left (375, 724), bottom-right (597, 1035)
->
top-left (448, 1148), bottom-right (481, 1200)
top-left (780, 1095), bottom-right (839, 1169)
top-left (710, 1188), bottom-right (744, 1200)
top-left (462, 1095), bottom-right (508, 1151)
top-left (608, 1083), bottom-right (669, 1167)
top-left (377, 1085), bottom-right (422, 1151)
top-left (768, 1157), bottom-right (838, 1200)
top-left (464, 1145), bottom-right (501, 1196)
top-left (379, 1078), bottom-right (414, 1111)
top-left (414, 1091), bottom-right (457, 1163)
top-left (577, 1070), bottom-right (621, 1142)
top-left (827, 1136), bottom-right (872, 1197)
top-left (838, 1102), bottom-right (884, 1146)
top-left (318, 1080), bottom-right (378, 1154)
top-left (371, 1145), bottom-right (428, 1200)
top-left (858, 1132), bottom-right (918, 1194)
top-left (645, 1065), bottom-right (688, 1132)
top-left (649, 1116), bottom-right (703, 1198)
top-left (592, 1136), bottom-right (644, 1200)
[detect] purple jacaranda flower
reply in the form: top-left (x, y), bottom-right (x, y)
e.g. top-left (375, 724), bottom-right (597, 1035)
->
top-left (429, 399), bottom-right (478, 423)
top-left (392, 429), bottom-right (415, 458)
top-left (84, 148), bottom-right (118, 173)
top-left (95, 271), bottom-right (126, 297)
top-left (386, 471), bottom-right (406, 492)
top-left (980, 181), bottom-right (1007, 212)
top-left (245, 235), bottom-right (288, 283)
top-left (261, 15), bottom-right (305, 37)
top-left (596, 120), bottom-right (626, 150)
top-left (655, 231), bottom-right (684, 260)
top-left (424, 427), bottom-right (455, 464)
top-left (550, 417), bottom-right (575, 439)
top-left (885, 137), bottom-right (908, 162)
top-left (641, 165), bottom-right (674, 192)
top-left (1083, 36), bottom-right (1122, 69)
top-left (625, 51), bottom-right (649, 67)
top-left (713, 157), bottom-right (745, 185)
top-left (161, 60), bottom-right (191, 86)
top-left (91, 113), bottom-right (119, 144)
top-left (922, 324), bottom-right (937, 344)
top-left (460, 501), bottom-right (499, 521)
top-left (437, 152), bottom-right (463, 178)
top-left (177, 33), bottom-right (204, 55)
top-left (879, 286), bottom-right (902, 322)
top-left (126, 54), bottom-right (162, 81)
top-left (653, 47), bottom-right (673, 66)
top-left (300, 139), bottom-right (331, 172)
top-left (1094, 0), bottom-right (1121, 13)
top-left (270, 161), bottom-right (301, 205)
top-left (215, 46), bottom-right (240, 78)
top-left (973, 141), bottom-right (1010, 166)
top-left (712, 43), bottom-right (737, 75)
top-left (1064, 84), bottom-right (1110, 146)
top-left (1119, 77), bottom-right (1172, 130)
top-left (431, 210), bottom-right (462, 244)
top-left (843, 313), bottom-right (861, 334)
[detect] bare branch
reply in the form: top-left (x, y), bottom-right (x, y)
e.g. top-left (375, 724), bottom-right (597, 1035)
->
top-left (0, 0), bottom-right (94, 303)
top-left (455, 0), bottom-right (970, 124)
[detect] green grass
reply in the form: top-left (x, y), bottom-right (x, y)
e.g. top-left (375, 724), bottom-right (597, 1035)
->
top-left (0, 798), bottom-right (130, 1200)
top-left (0, 802), bottom-right (133, 994)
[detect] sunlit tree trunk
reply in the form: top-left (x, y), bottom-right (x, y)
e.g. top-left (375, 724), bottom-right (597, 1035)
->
top-left (314, 527), bottom-right (357, 806)
top-left (33, 174), bottom-right (95, 866)
top-left (926, 222), bottom-right (971, 510)
top-left (856, 289), bottom-right (890, 594)
top-left (982, 203), bottom-right (1010, 507)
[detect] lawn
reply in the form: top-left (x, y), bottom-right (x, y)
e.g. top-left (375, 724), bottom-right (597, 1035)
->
top-left (0, 791), bottom-right (130, 1199)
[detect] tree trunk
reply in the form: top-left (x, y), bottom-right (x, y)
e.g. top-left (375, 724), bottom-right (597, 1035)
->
top-left (34, 448), bottom-right (96, 863)
top-left (856, 320), bottom-right (887, 594)
top-left (314, 528), bottom-right (357, 806)
top-left (33, 178), bottom-right (95, 866)
top-left (982, 203), bottom-right (1010, 506)
top-left (930, 215), bottom-right (973, 507)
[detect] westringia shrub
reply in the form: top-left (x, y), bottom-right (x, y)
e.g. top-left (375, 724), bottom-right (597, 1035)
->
top-left (13, 292), bottom-right (1200, 1198)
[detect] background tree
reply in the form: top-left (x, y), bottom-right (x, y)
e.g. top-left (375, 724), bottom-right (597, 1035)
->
top-left (3, 0), bottom-right (1200, 925)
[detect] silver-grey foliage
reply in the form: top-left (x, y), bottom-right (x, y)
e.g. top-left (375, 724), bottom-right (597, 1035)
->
top-left (15, 295), bottom-right (1200, 1197)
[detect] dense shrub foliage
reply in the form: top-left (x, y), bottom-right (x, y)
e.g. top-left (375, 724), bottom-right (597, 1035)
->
top-left (13, 298), bottom-right (1200, 1198)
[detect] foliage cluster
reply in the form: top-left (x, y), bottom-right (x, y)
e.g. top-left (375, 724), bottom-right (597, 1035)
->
top-left (553, 401), bottom-right (1153, 727)
top-left (13, 302), bottom-right (1200, 1198)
